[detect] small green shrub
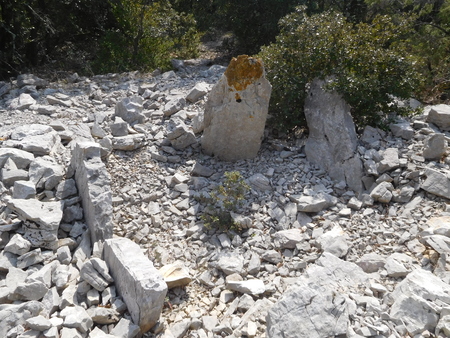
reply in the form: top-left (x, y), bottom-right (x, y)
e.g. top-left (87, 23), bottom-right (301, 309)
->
top-left (259, 7), bottom-right (423, 131)
top-left (201, 171), bottom-right (250, 231)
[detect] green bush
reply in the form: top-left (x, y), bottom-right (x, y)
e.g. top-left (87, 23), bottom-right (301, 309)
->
top-left (93, 0), bottom-right (201, 74)
top-left (259, 7), bottom-right (423, 131)
top-left (201, 171), bottom-right (250, 232)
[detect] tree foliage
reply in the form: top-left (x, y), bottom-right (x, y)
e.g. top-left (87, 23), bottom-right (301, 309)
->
top-left (364, 0), bottom-right (450, 101)
top-left (259, 8), bottom-right (422, 131)
top-left (93, 0), bottom-right (201, 74)
top-left (0, 0), bottom-right (114, 78)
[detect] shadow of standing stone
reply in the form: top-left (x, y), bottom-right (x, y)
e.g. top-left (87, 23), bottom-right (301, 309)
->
top-left (304, 78), bottom-right (363, 193)
top-left (201, 55), bottom-right (272, 161)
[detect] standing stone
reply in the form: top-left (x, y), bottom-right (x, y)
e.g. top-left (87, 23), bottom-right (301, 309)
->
top-left (69, 142), bottom-right (113, 244)
top-left (104, 238), bottom-right (167, 334)
top-left (201, 55), bottom-right (271, 161)
top-left (304, 78), bottom-right (363, 193)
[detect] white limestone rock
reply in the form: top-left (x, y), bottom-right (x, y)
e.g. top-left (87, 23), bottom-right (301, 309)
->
top-left (385, 252), bottom-right (414, 278)
top-left (248, 173), bottom-right (271, 191)
top-left (421, 168), bottom-right (450, 199)
top-left (423, 133), bottom-right (447, 160)
top-left (304, 78), bottom-right (363, 193)
top-left (272, 229), bottom-right (304, 249)
top-left (12, 180), bottom-right (36, 199)
top-left (164, 97), bottom-right (186, 117)
top-left (426, 216), bottom-right (450, 237)
top-left (356, 253), bottom-right (386, 273)
top-left (159, 262), bottom-right (192, 289)
top-left (377, 148), bottom-right (400, 174)
top-left (80, 258), bottom-right (114, 292)
top-left (3, 124), bottom-right (61, 156)
top-left (60, 305), bottom-right (93, 333)
top-left (291, 192), bottom-right (337, 213)
top-left (267, 253), bottom-right (369, 338)
top-left (390, 120), bottom-right (414, 140)
top-left (6, 198), bottom-right (63, 249)
top-left (115, 96), bottom-right (145, 125)
top-left (17, 74), bottom-right (47, 88)
top-left (70, 142), bottom-right (113, 244)
top-left (86, 307), bottom-right (120, 324)
top-left (55, 178), bottom-right (78, 200)
top-left (389, 268), bottom-right (450, 335)
top-left (26, 315), bottom-right (52, 331)
top-left (370, 181), bottom-right (394, 203)
top-left (13, 93), bottom-right (36, 110)
top-left (316, 224), bottom-right (348, 258)
top-left (104, 237), bottom-right (167, 333)
top-left (166, 118), bottom-right (197, 150)
top-left (110, 117), bottom-right (129, 137)
top-left (4, 233), bottom-right (31, 255)
top-left (426, 104), bottom-right (450, 131)
top-left (29, 155), bottom-right (64, 190)
top-left (112, 134), bottom-right (146, 151)
top-left (186, 82), bottom-right (209, 103)
top-left (47, 93), bottom-right (73, 107)
top-left (216, 251), bottom-right (245, 275)
top-left (0, 148), bottom-right (35, 169)
top-left (226, 279), bottom-right (265, 295)
top-left (201, 55), bottom-right (271, 161)
top-left (0, 301), bottom-right (44, 337)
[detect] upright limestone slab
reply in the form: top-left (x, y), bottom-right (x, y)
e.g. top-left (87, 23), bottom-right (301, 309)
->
top-left (104, 238), bottom-right (167, 334)
top-left (201, 55), bottom-right (271, 161)
top-left (69, 142), bottom-right (113, 244)
top-left (304, 78), bottom-right (363, 193)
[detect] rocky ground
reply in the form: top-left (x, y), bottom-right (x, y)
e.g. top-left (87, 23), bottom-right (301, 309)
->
top-left (1, 59), bottom-right (450, 338)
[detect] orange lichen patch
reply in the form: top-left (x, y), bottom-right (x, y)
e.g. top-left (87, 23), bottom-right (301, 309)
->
top-left (224, 55), bottom-right (264, 91)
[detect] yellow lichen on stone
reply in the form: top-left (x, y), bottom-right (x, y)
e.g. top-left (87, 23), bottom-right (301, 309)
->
top-left (224, 55), bottom-right (264, 91)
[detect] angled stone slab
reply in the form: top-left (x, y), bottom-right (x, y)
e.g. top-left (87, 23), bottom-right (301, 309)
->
top-left (104, 238), bottom-right (167, 334)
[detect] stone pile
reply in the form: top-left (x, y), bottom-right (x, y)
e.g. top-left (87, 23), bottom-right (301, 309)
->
top-left (1, 59), bottom-right (450, 338)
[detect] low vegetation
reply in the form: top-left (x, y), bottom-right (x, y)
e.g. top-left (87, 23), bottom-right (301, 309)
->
top-left (200, 171), bottom-right (250, 232)
top-left (259, 8), bottom-right (423, 130)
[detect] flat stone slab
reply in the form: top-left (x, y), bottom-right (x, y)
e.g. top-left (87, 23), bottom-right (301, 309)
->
top-left (104, 237), bottom-right (167, 334)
